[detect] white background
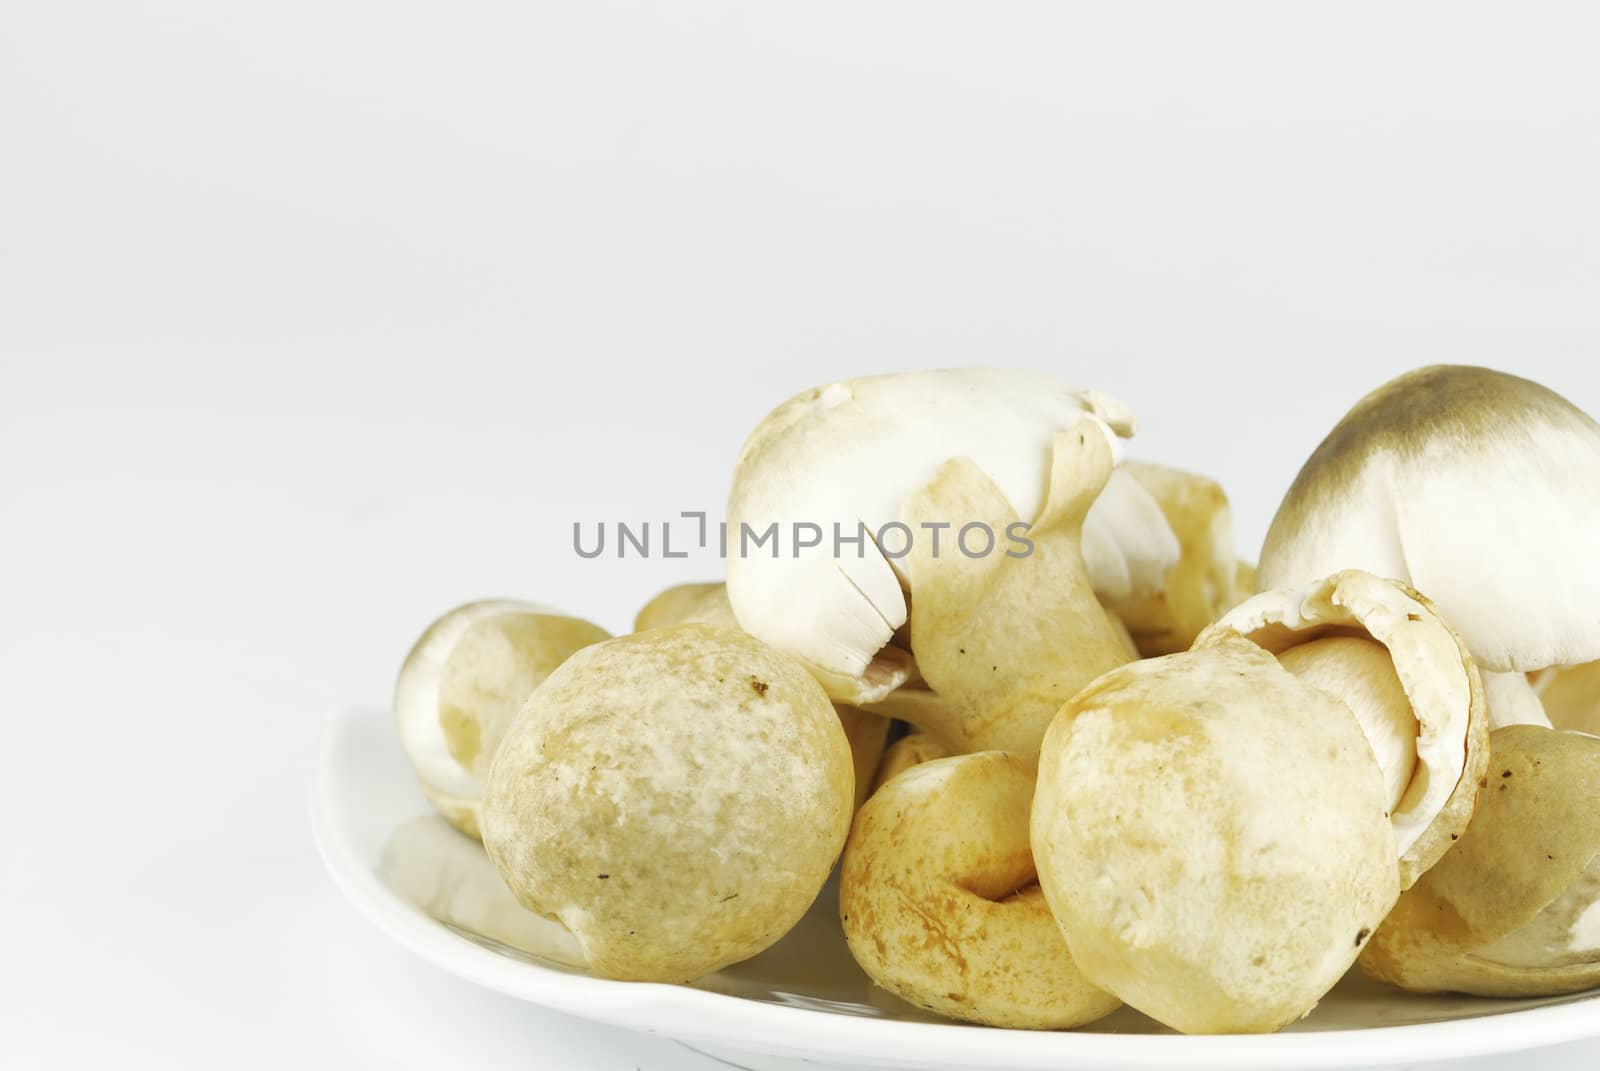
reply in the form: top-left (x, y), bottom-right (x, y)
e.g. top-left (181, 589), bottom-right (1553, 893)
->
top-left (4, 3), bottom-right (1600, 1068)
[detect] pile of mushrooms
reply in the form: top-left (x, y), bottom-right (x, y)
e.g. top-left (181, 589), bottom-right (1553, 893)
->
top-left (390, 364), bottom-right (1600, 1032)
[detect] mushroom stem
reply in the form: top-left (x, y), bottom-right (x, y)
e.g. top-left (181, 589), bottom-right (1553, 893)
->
top-left (1482, 669), bottom-right (1554, 730)
top-left (1276, 637), bottom-right (1418, 813)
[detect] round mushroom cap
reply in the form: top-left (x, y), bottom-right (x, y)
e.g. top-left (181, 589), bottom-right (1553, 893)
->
top-left (840, 751), bottom-right (1120, 1029)
top-left (394, 599), bottom-right (610, 837)
top-left (1360, 726), bottom-right (1600, 997)
top-left (1198, 571), bottom-right (1488, 888)
top-left (724, 369), bottom-right (1177, 703)
top-left (632, 580), bottom-right (889, 809)
top-left (480, 623), bottom-right (854, 983)
top-left (1099, 461), bottom-right (1247, 656)
top-left (1031, 637), bottom-right (1400, 1035)
top-left (1260, 365), bottom-right (1600, 674)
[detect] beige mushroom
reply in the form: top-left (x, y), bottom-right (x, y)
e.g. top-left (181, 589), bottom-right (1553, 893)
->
top-left (840, 751), bottom-right (1120, 1028)
top-left (633, 580), bottom-right (741, 632)
top-left (1531, 661), bottom-right (1600, 735)
top-left (1198, 570), bottom-right (1488, 888)
top-left (724, 369), bottom-right (1177, 707)
top-left (1031, 636), bottom-right (1399, 1034)
top-left (862, 426), bottom-right (1132, 765)
top-left (1360, 725), bottom-right (1600, 997)
top-left (394, 600), bottom-right (610, 838)
top-left (633, 580), bottom-right (889, 808)
top-left (1099, 462), bottom-right (1249, 657)
top-left (1258, 365), bottom-right (1600, 730)
top-left (867, 728), bottom-right (955, 797)
top-left (481, 623), bottom-right (854, 982)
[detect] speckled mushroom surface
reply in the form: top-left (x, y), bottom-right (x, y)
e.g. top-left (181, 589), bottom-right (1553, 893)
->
top-left (1032, 637), bottom-right (1400, 1034)
top-left (481, 623), bottom-right (854, 982)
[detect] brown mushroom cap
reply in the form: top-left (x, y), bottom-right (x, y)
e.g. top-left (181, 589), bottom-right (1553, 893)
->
top-left (1360, 726), bottom-right (1600, 997)
top-left (840, 751), bottom-right (1119, 1029)
top-left (1198, 571), bottom-right (1488, 889)
top-left (481, 623), bottom-right (854, 982)
top-left (1260, 365), bottom-right (1600, 675)
top-left (1032, 637), bottom-right (1399, 1034)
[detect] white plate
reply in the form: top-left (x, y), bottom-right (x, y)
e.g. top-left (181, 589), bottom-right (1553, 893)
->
top-left (312, 705), bottom-right (1600, 1070)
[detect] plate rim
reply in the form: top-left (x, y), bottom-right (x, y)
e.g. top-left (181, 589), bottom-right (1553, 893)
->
top-left (311, 704), bottom-right (1600, 1070)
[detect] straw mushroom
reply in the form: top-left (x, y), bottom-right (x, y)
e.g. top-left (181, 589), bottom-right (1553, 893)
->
top-left (867, 728), bottom-right (955, 796)
top-left (633, 580), bottom-right (740, 632)
top-left (394, 599), bottom-right (610, 838)
top-left (1531, 661), bottom-right (1600, 735)
top-left (480, 623), bottom-right (854, 982)
top-left (1031, 635), bottom-right (1400, 1034)
top-left (860, 423), bottom-right (1134, 764)
top-left (1258, 365), bottom-right (1600, 729)
top-left (840, 751), bottom-right (1120, 1028)
top-left (724, 369), bottom-right (1178, 707)
top-left (1098, 461), bottom-right (1251, 656)
top-left (1199, 570), bottom-right (1488, 888)
top-left (1360, 725), bottom-right (1600, 997)
top-left (633, 580), bottom-right (889, 808)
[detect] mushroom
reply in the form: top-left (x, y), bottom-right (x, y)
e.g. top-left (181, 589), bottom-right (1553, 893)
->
top-left (840, 751), bottom-right (1120, 1028)
top-left (1258, 365), bottom-right (1600, 730)
top-left (1198, 570), bottom-right (1488, 888)
top-left (1531, 661), bottom-right (1600, 735)
top-left (860, 424), bottom-right (1133, 764)
top-left (1031, 635), bottom-right (1400, 1034)
top-left (394, 599), bottom-right (610, 838)
top-left (633, 580), bottom-right (740, 632)
top-left (633, 580), bottom-right (889, 808)
top-left (480, 623), bottom-right (854, 982)
top-left (1098, 461), bottom-right (1252, 657)
top-left (1360, 725), bottom-right (1600, 997)
top-left (867, 728), bottom-right (955, 796)
top-left (724, 369), bottom-right (1179, 707)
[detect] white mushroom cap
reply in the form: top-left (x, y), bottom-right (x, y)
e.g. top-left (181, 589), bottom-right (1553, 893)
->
top-left (1198, 570), bottom-right (1488, 888)
top-left (1260, 365), bottom-right (1600, 674)
top-left (725, 369), bottom-right (1177, 702)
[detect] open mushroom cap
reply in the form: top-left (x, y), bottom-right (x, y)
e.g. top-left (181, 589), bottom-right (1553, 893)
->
top-left (1197, 570), bottom-right (1488, 888)
top-left (1031, 637), bottom-right (1399, 1034)
top-left (481, 623), bottom-right (854, 982)
top-left (1099, 461), bottom-right (1249, 657)
top-left (394, 599), bottom-right (611, 837)
top-left (840, 750), bottom-right (1120, 1029)
top-left (1360, 725), bottom-right (1600, 997)
top-left (1259, 365), bottom-right (1600, 675)
top-left (724, 369), bottom-right (1177, 703)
